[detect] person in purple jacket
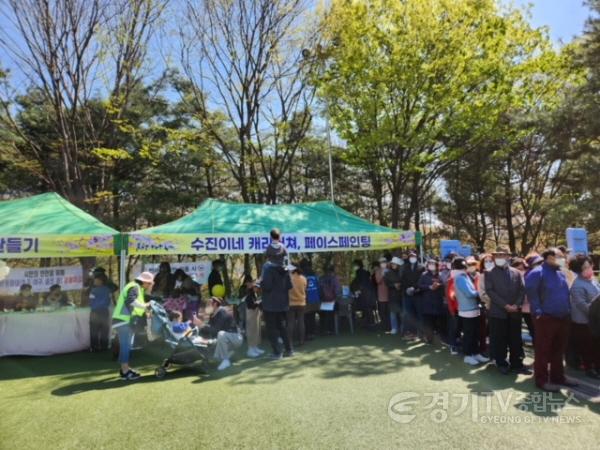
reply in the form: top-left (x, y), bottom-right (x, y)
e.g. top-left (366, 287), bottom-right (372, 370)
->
top-left (525, 248), bottom-right (579, 392)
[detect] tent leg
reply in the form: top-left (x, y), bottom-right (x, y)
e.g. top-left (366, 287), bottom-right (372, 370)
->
top-left (420, 239), bottom-right (425, 264)
top-left (119, 250), bottom-right (126, 289)
top-left (110, 250), bottom-right (127, 350)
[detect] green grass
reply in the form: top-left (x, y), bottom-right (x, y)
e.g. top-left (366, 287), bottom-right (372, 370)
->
top-left (1, 333), bottom-right (599, 449)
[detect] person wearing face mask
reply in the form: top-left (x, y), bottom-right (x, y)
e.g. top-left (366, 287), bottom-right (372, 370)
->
top-left (466, 256), bottom-right (488, 358)
top-left (525, 248), bottom-right (579, 392)
top-left (443, 256), bottom-right (461, 354)
top-left (557, 246), bottom-right (576, 287)
top-left (465, 257), bottom-right (479, 280)
top-left (401, 251), bottom-right (424, 339)
top-left (452, 258), bottom-right (488, 366)
top-left (439, 257), bottom-right (453, 286)
top-left (417, 260), bottom-right (445, 344)
top-left (484, 248), bottom-right (529, 375)
top-left (384, 257), bottom-right (405, 334)
top-left (478, 254), bottom-right (495, 310)
top-left (400, 251), bottom-right (409, 264)
top-left (173, 269), bottom-right (196, 297)
top-left (568, 255), bottom-right (600, 379)
top-left (374, 257), bottom-right (391, 332)
top-left (511, 257), bottom-right (532, 363)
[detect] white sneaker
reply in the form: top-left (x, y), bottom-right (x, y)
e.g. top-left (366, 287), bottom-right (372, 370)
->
top-left (464, 356), bottom-right (479, 366)
top-left (474, 354), bottom-right (490, 363)
top-left (255, 347), bottom-right (265, 355)
top-left (217, 359), bottom-right (232, 371)
top-left (247, 348), bottom-right (260, 358)
top-left (390, 328), bottom-right (398, 335)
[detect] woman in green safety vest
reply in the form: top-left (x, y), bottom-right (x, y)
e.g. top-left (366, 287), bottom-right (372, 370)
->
top-left (112, 271), bottom-right (154, 380)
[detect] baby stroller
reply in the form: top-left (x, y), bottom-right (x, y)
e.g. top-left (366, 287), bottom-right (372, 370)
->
top-left (147, 300), bottom-right (215, 379)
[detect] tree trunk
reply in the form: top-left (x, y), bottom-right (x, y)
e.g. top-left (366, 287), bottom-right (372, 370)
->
top-left (504, 159), bottom-right (516, 253)
top-left (390, 190), bottom-right (400, 228)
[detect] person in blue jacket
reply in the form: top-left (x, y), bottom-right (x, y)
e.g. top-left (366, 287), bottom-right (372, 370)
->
top-left (525, 248), bottom-right (579, 392)
top-left (453, 258), bottom-right (489, 366)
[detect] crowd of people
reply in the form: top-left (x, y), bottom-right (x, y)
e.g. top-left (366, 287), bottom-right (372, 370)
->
top-left (367, 246), bottom-right (600, 392)
top-left (108, 229), bottom-right (600, 390)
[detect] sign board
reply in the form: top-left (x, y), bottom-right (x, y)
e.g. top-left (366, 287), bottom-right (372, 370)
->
top-left (0, 265), bottom-right (84, 295)
top-left (0, 235), bottom-right (115, 258)
top-left (129, 231), bottom-right (417, 256)
top-left (143, 261), bottom-right (212, 285)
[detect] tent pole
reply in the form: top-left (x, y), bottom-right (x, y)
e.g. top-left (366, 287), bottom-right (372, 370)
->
top-left (119, 249), bottom-right (126, 289)
top-left (326, 105), bottom-right (335, 203)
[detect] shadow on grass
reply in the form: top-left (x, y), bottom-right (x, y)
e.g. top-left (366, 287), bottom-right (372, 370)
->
top-left (2, 330), bottom-right (599, 418)
top-left (45, 332), bottom-right (416, 395)
top-left (0, 342), bottom-right (172, 381)
top-left (206, 343), bottom-right (419, 387)
top-left (414, 339), bottom-right (600, 417)
top-left (50, 366), bottom-right (206, 397)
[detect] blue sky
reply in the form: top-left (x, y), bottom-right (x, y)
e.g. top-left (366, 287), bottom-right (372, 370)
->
top-left (0, 0), bottom-right (593, 93)
top-left (513, 0), bottom-right (590, 43)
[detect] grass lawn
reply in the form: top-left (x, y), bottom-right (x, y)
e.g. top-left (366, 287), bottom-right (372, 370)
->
top-left (1, 332), bottom-right (599, 449)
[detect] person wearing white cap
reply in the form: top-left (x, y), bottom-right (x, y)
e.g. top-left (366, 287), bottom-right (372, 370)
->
top-left (112, 271), bottom-right (154, 380)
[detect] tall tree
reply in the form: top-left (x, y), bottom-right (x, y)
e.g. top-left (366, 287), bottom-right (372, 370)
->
top-left (0, 0), bottom-right (167, 210)
top-left (312, 0), bottom-right (560, 230)
top-left (177, 0), bottom-right (317, 204)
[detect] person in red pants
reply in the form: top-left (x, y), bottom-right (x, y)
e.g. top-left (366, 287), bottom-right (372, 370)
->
top-left (525, 248), bottom-right (579, 392)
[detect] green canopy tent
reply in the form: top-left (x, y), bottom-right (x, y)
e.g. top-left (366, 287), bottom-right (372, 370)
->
top-left (0, 192), bottom-right (119, 259)
top-left (0, 193), bottom-right (121, 357)
top-left (127, 199), bottom-right (419, 257)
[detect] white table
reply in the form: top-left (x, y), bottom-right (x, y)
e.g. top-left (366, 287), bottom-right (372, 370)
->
top-left (0, 308), bottom-right (91, 356)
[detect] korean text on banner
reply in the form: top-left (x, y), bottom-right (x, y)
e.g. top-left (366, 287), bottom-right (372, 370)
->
top-left (129, 231), bottom-right (416, 255)
top-left (0, 265), bottom-right (84, 295)
top-left (144, 261), bottom-right (212, 285)
top-left (0, 235), bottom-right (115, 258)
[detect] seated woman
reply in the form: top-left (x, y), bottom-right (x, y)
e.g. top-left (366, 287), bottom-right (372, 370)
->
top-left (164, 269), bottom-right (197, 315)
top-left (196, 297), bottom-right (242, 371)
top-left (43, 284), bottom-right (72, 308)
top-left (153, 262), bottom-right (175, 298)
top-left (172, 269), bottom-right (197, 297)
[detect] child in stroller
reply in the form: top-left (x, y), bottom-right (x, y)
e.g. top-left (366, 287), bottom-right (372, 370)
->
top-left (148, 300), bottom-right (215, 378)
